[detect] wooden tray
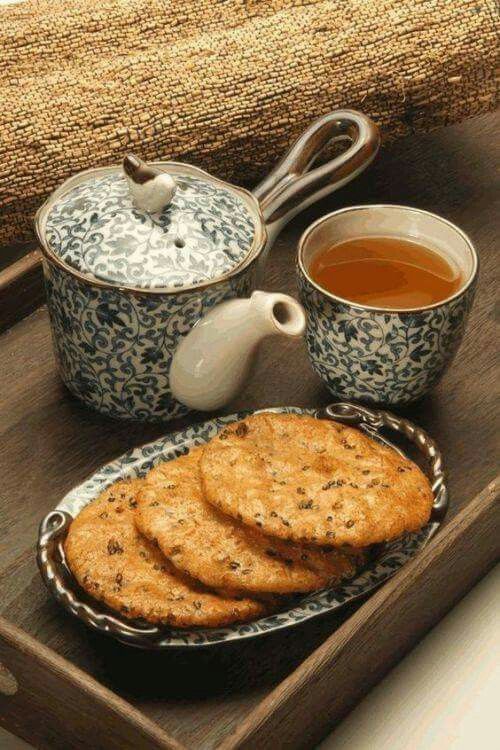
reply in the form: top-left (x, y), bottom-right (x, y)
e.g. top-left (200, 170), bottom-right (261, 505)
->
top-left (0, 112), bottom-right (498, 750)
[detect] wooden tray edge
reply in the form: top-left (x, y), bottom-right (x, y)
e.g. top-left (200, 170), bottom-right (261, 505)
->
top-left (0, 249), bottom-right (44, 334)
top-left (221, 475), bottom-right (500, 750)
top-left (0, 616), bottom-right (186, 750)
top-left (0, 476), bottom-right (497, 750)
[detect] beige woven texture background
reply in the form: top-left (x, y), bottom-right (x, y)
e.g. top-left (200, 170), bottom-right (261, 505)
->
top-left (0, 0), bottom-right (497, 247)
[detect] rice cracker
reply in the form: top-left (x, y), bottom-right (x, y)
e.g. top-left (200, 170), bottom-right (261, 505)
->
top-left (136, 450), bottom-right (362, 595)
top-left (200, 412), bottom-right (434, 547)
top-left (64, 478), bottom-right (267, 627)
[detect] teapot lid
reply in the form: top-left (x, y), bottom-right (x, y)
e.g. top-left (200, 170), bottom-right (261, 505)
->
top-left (40, 157), bottom-right (260, 292)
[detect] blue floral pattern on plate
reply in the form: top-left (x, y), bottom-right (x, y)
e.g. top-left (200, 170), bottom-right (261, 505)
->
top-left (47, 406), bottom-right (445, 648)
top-left (44, 173), bottom-right (256, 290)
top-left (298, 272), bottom-right (476, 405)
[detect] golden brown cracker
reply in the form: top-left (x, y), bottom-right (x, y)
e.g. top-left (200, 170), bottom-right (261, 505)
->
top-left (136, 451), bottom-right (360, 595)
top-left (200, 412), bottom-right (434, 547)
top-left (64, 478), bottom-right (267, 627)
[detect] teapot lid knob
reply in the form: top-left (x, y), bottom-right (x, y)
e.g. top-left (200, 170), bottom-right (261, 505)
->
top-left (122, 154), bottom-right (176, 213)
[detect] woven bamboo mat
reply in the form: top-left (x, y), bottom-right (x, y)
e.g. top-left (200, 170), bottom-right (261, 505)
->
top-left (0, 0), bottom-right (497, 246)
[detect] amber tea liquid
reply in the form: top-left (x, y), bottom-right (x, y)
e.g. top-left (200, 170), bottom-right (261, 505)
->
top-left (309, 236), bottom-right (462, 309)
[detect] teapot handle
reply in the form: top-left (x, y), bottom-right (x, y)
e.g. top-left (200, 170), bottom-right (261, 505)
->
top-left (253, 110), bottom-right (379, 232)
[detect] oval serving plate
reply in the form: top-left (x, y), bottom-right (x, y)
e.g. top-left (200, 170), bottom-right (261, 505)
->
top-left (37, 402), bottom-right (447, 649)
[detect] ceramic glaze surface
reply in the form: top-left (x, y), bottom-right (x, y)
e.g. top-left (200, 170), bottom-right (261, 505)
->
top-left (43, 261), bottom-right (256, 421)
top-left (298, 272), bottom-right (476, 405)
top-left (37, 112), bottom-right (380, 421)
top-left (45, 172), bottom-right (256, 290)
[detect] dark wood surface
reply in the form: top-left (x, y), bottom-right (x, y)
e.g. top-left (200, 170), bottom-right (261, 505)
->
top-left (0, 240), bottom-right (34, 273)
top-left (0, 110), bottom-right (498, 749)
top-left (0, 250), bottom-right (44, 334)
top-left (0, 617), bottom-right (182, 750)
top-left (0, 480), bottom-right (497, 750)
top-left (223, 479), bottom-right (499, 750)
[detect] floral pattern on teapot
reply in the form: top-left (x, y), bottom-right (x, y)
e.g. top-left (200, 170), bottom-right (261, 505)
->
top-left (45, 173), bottom-right (256, 290)
top-left (44, 262), bottom-right (256, 421)
top-left (298, 272), bottom-right (476, 405)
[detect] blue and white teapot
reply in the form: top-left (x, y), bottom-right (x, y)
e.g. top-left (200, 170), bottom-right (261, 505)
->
top-left (35, 111), bottom-right (379, 421)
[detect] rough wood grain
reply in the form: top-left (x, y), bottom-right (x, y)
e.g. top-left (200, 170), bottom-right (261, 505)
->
top-left (0, 617), bottom-right (183, 750)
top-left (0, 111), bottom-right (498, 749)
top-left (222, 477), bottom-right (500, 750)
top-left (0, 250), bottom-right (44, 333)
top-left (0, 240), bottom-right (35, 273)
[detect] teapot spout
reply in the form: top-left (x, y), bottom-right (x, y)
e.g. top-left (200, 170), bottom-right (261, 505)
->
top-left (170, 291), bottom-right (306, 411)
top-left (244, 290), bottom-right (306, 338)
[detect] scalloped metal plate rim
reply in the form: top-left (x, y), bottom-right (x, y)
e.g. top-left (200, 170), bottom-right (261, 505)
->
top-left (37, 402), bottom-right (448, 649)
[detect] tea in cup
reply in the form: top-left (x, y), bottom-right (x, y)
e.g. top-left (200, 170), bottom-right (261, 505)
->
top-left (297, 205), bottom-right (478, 405)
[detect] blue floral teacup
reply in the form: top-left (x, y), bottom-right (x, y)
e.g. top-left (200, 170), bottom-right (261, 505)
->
top-left (297, 205), bottom-right (478, 406)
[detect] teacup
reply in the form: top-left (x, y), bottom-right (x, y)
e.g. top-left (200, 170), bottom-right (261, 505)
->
top-left (297, 205), bottom-right (478, 406)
